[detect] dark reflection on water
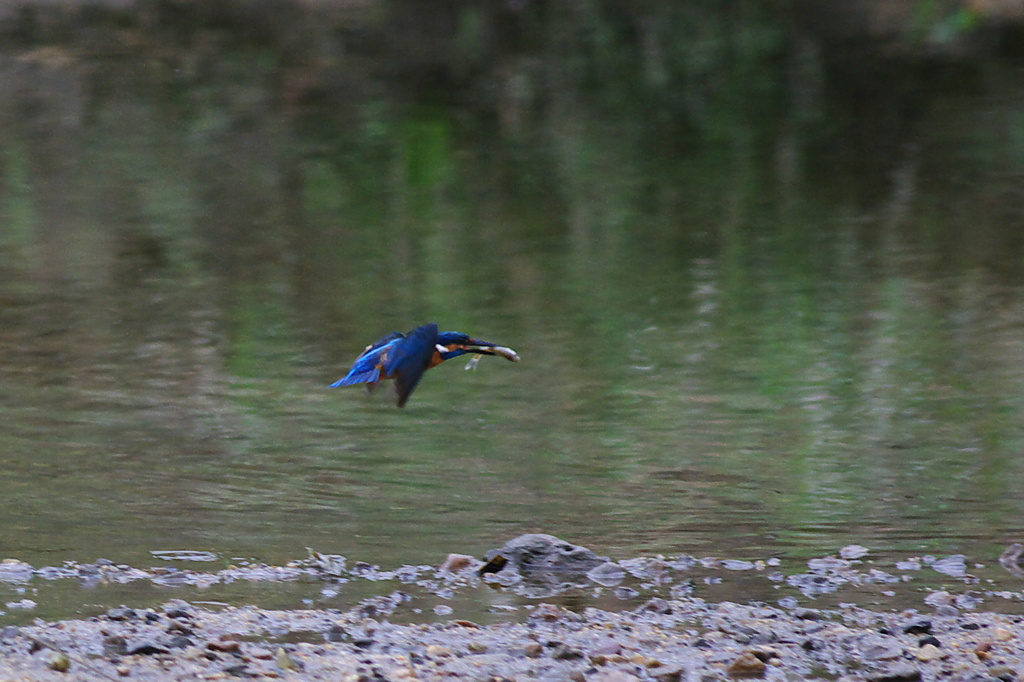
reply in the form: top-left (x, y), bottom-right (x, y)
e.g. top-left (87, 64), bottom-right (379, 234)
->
top-left (1, 3), bottom-right (1024, 609)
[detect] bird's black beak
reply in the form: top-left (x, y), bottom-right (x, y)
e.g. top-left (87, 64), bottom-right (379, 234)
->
top-left (463, 341), bottom-right (520, 362)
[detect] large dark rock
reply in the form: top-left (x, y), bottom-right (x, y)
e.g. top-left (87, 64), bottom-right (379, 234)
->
top-left (480, 534), bottom-right (611, 576)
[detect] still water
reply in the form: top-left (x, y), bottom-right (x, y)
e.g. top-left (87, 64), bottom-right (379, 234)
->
top-left (1, 6), bottom-right (1024, 614)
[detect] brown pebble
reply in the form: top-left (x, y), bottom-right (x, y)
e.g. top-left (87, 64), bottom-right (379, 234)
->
top-left (749, 648), bottom-right (779, 664)
top-left (207, 639), bottom-right (240, 653)
top-left (467, 641), bottom-right (488, 653)
top-left (727, 651), bottom-right (767, 677)
top-left (439, 553), bottom-right (476, 573)
top-left (532, 603), bottom-right (564, 621)
top-left (166, 621), bottom-right (194, 635)
top-left (524, 642), bottom-right (543, 657)
top-left (994, 627), bottom-right (1014, 641)
top-left (990, 665), bottom-right (1016, 680)
top-left (649, 664), bottom-right (684, 682)
top-left (425, 644), bottom-right (454, 658)
top-left (974, 642), bottom-right (992, 660)
top-left (626, 653), bottom-right (662, 667)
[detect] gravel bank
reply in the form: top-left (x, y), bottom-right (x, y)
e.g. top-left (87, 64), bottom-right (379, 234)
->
top-left (1, 595), bottom-right (1022, 681)
top-left (3, 536), bottom-right (1024, 681)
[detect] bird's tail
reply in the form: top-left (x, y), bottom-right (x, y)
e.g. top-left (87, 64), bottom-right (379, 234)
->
top-left (329, 368), bottom-right (381, 387)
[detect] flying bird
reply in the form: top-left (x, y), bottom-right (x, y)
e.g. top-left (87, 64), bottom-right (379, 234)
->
top-left (330, 323), bottom-right (520, 407)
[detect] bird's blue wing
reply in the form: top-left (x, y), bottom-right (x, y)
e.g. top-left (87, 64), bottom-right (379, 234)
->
top-left (380, 323), bottom-right (436, 375)
top-left (329, 333), bottom-right (405, 387)
top-left (364, 331), bottom-right (405, 353)
top-left (388, 323), bottom-right (439, 406)
top-left (329, 366), bottom-right (380, 387)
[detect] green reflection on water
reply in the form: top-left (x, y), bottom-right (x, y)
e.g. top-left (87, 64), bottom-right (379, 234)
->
top-left (0, 29), bottom-right (1023, 598)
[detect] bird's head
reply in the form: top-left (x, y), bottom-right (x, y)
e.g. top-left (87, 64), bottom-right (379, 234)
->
top-left (435, 331), bottom-right (520, 362)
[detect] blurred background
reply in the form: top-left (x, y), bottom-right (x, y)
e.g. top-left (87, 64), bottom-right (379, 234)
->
top-left (1, 0), bottom-right (1024, 588)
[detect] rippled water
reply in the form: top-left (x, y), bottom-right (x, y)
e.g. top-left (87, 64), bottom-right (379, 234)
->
top-left (2, 5), bottom-right (1024, 621)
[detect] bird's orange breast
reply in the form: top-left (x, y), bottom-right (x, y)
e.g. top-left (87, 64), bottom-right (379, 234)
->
top-left (427, 344), bottom-right (458, 369)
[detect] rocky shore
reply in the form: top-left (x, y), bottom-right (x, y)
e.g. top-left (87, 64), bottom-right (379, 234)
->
top-left (2, 592), bottom-right (1023, 682)
top-left (1, 536), bottom-right (1023, 681)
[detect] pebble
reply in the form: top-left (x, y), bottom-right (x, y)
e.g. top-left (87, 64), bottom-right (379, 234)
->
top-left (590, 672), bottom-right (641, 682)
top-left (103, 635), bottom-right (128, 656)
top-left (47, 652), bottom-right (71, 672)
top-left (275, 647), bottom-right (295, 670)
top-left (923, 590), bottom-right (953, 607)
top-left (588, 562), bottom-right (627, 586)
top-left (840, 545), bottom-right (869, 560)
top-left (206, 639), bottom-right (240, 653)
top-left (167, 620), bottom-right (194, 635)
top-left (247, 645), bottom-right (273, 659)
top-left (868, 663), bottom-right (921, 681)
top-left (989, 665), bottom-right (1016, 680)
top-left (638, 597), bottom-right (672, 615)
top-left (106, 607), bottom-right (136, 621)
top-left (167, 635), bottom-right (193, 649)
top-left (862, 643), bottom-right (904, 661)
top-left (551, 643), bottom-right (585, 660)
top-left (438, 554), bottom-right (476, 573)
top-left (0, 560), bottom-right (34, 583)
top-left (127, 641), bottom-right (170, 656)
top-left (726, 651), bottom-right (766, 677)
top-left (931, 555), bottom-right (967, 578)
top-left (532, 603), bottom-right (567, 621)
top-left (649, 664), bottom-right (685, 682)
top-left (903, 620), bottom-right (932, 635)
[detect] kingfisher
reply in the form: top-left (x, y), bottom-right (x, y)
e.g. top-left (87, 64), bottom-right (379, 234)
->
top-left (330, 323), bottom-right (520, 407)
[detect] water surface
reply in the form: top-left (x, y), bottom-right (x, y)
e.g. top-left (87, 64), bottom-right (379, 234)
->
top-left (2, 2), bottom-right (1024, 617)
